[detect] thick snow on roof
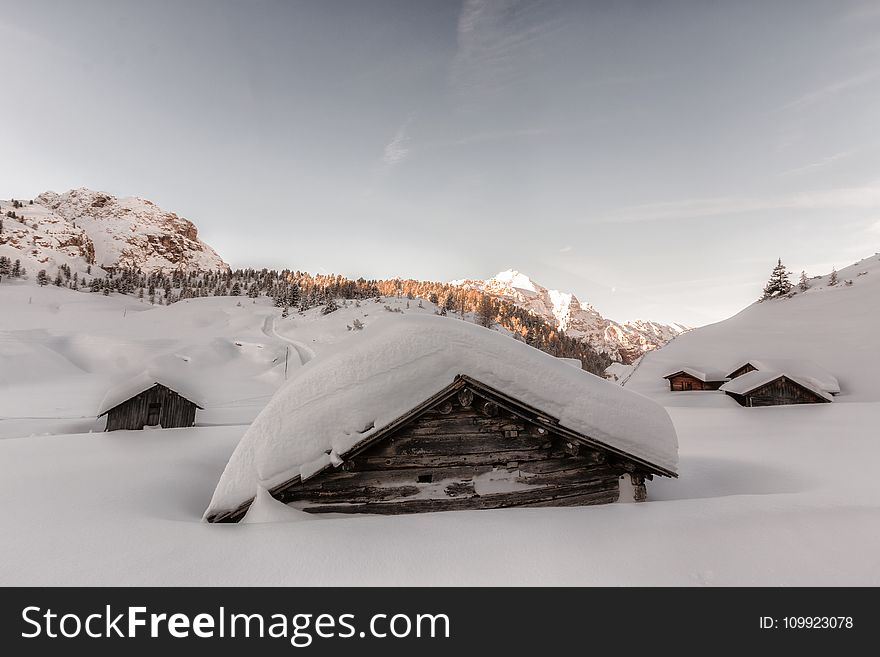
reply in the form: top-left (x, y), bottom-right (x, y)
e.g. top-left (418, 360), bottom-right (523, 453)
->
top-left (719, 370), bottom-right (833, 401)
top-left (97, 371), bottom-right (207, 416)
top-left (728, 359), bottom-right (839, 394)
top-left (664, 367), bottom-right (729, 383)
top-left (205, 315), bottom-right (678, 518)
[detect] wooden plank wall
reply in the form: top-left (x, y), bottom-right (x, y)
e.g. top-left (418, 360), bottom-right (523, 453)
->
top-left (273, 388), bottom-right (627, 514)
top-left (105, 384), bottom-right (198, 431)
top-left (668, 374), bottom-right (715, 391)
top-left (746, 377), bottom-right (829, 406)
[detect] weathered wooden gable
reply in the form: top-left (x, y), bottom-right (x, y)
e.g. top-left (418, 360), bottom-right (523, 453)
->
top-left (728, 363), bottom-right (757, 379)
top-left (728, 375), bottom-right (830, 407)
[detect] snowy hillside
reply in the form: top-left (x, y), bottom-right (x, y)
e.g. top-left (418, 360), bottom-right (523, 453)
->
top-left (1, 276), bottom-right (880, 585)
top-left (0, 188), bottom-right (228, 275)
top-left (0, 283), bottom-right (494, 438)
top-left (453, 269), bottom-right (687, 362)
top-left (626, 253), bottom-right (880, 403)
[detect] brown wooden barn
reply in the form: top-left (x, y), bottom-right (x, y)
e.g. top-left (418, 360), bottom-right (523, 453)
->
top-left (203, 317), bottom-right (679, 523)
top-left (663, 367), bottom-right (729, 391)
top-left (98, 373), bottom-right (204, 431)
top-left (719, 371), bottom-right (832, 407)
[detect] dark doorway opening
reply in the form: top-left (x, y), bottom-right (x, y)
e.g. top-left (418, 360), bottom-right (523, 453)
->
top-left (147, 402), bottom-right (161, 426)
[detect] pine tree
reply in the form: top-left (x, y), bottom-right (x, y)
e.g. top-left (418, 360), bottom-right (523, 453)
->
top-left (476, 294), bottom-right (496, 327)
top-left (281, 305), bottom-right (289, 318)
top-left (760, 258), bottom-right (792, 300)
top-left (798, 270), bottom-right (809, 291)
top-left (36, 269), bottom-right (49, 287)
top-left (230, 281), bottom-right (241, 296)
top-left (322, 297), bottom-right (339, 315)
top-left (12, 260), bottom-right (21, 277)
top-left (829, 267), bottom-right (838, 286)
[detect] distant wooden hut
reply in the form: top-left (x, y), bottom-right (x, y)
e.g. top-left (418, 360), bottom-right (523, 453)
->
top-left (663, 367), bottom-right (729, 391)
top-left (719, 371), bottom-right (832, 407)
top-left (726, 359), bottom-right (840, 396)
top-left (98, 373), bottom-right (204, 431)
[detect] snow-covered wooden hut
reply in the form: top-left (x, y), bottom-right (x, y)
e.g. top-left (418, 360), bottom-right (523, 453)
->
top-left (204, 315), bottom-right (678, 523)
top-left (663, 367), bottom-right (729, 391)
top-left (725, 359), bottom-right (840, 396)
top-left (98, 372), bottom-right (205, 431)
top-left (719, 371), bottom-right (832, 407)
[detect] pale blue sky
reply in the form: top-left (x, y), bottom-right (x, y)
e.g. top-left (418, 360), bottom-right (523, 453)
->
top-left (2, 0), bottom-right (880, 326)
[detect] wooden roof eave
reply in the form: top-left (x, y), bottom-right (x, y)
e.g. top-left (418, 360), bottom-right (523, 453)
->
top-left (96, 382), bottom-right (205, 418)
top-left (456, 375), bottom-right (677, 480)
top-left (734, 375), bottom-right (832, 402)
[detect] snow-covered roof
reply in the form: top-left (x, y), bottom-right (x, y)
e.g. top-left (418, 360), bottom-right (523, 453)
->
top-left (727, 359), bottom-right (839, 394)
top-left (97, 371), bottom-right (206, 416)
top-left (663, 367), bottom-right (729, 383)
top-left (719, 370), bottom-right (833, 401)
top-left (205, 315), bottom-right (678, 519)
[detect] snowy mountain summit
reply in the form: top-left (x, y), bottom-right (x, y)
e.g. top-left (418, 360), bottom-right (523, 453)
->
top-left (453, 269), bottom-right (687, 363)
top-left (0, 188), bottom-right (228, 274)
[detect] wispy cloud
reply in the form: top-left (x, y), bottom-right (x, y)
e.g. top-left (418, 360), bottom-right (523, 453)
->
top-left (778, 149), bottom-right (856, 177)
top-left (559, 245), bottom-right (573, 253)
top-left (842, 1), bottom-right (880, 22)
top-left (423, 125), bottom-right (551, 150)
top-left (868, 218), bottom-right (880, 234)
top-left (450, 0), bottom-right (562, 104)
top-left (603, 181), bottom-right (880, 223)
top-left (381, 118), bottom-right (413, 168)
top-left (779, 70), bottom-right (879, 111)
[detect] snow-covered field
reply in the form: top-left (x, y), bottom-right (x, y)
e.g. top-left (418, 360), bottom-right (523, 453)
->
top-left (1, 255), bottom-right (878, 585)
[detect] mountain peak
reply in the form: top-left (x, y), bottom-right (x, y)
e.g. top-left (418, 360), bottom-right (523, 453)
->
top-left (453, 270), bottom-right (686, 362)
top-left (489, 269), bottom-right (539, 293)
top-left (1, 189), bottom-right (228, 275)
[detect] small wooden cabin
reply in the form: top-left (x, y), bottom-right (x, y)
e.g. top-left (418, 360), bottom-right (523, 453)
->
top-left (727, 362), bottom-right (757, 380)
top-left (664, 368), bottom-right (728, 391)
top-left (719, 371), bottom-right (831, 407)
top-left (726, 359), bottom-right (840, 396)
top-left (98, 374), bottom-right (204, 431)
top-left (207, 375), bottom-right (677, 523)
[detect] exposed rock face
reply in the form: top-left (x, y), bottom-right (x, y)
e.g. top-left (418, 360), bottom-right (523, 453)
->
top-left (31, 188), bottom-right (228, 272)
top-left (452, 269), bottom-right (687, 363)
top-left (1, 200), bottom-right (97, 272)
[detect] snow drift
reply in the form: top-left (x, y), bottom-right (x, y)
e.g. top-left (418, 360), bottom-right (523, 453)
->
top-left (205, 314), bottom-right (678, 518)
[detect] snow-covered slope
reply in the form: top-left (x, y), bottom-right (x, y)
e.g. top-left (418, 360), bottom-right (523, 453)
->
top-left (2, 277), bottom-right (880, 585)
top-left (626, 253), bottom-right (880, 403)
top-left (452, 269), bottom-right (687, 362)
top-left (0, 189), bottom-right (228, 275)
